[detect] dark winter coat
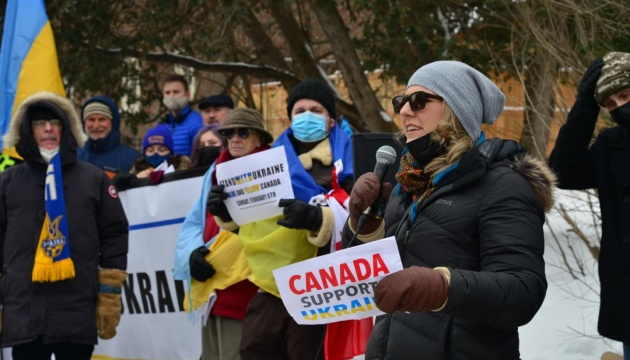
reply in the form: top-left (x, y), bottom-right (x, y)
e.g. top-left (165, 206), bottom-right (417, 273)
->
top-left (549, 100), bottom-right (630, 343)
top-left (344, 138), bottom-right (556, 360)
top-left (77, 95), bottom-right (140, 172)
top-left (0, 92), bottom-right (129, 347)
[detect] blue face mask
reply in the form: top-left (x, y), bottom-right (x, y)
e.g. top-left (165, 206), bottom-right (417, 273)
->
top-left (291, 111), bottom-right (328, 143)
top-left (145, 153), bottom-right (172, 168)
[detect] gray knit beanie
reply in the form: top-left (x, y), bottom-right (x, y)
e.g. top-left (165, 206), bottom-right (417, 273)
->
top-left (595, 52), bottom-right (630, 105)
top-left (407, 61), bottom-right (505, 142)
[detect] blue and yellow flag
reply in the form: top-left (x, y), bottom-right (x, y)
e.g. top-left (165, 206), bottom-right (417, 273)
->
top-left (0, 0), bottom-right (65, 151)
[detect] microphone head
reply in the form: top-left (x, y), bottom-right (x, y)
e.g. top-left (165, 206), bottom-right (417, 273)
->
top-left (375, 145), bottom-right (397, 165)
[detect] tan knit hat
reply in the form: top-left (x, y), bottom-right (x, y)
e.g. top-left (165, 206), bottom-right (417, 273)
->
top-left (82, 102), bottom-right (112, 121)
top-left (218, 108), bottom-right (273, 144)
top-left (595, 52), bottom-right (630, 105)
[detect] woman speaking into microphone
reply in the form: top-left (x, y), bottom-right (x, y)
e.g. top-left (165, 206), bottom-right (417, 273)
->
top-left (342, 60), bottom-right (557, 360)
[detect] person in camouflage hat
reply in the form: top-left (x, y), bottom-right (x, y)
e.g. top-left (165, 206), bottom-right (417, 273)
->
top-left (550, 53), bottom-right (630, 359)
top-left (595, 51), bottom-right (630, 106)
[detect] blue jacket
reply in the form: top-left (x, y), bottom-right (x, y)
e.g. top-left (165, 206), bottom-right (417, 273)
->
top-left (163, 106), bottom-right (203, 156)
top-left (77, 96), bottom-right (140, 172)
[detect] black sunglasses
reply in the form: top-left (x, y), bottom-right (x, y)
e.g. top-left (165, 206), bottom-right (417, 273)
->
top-left (222, 128), bottom-right (252, 140)
top-left (392, 91), bottom-right (443, 114)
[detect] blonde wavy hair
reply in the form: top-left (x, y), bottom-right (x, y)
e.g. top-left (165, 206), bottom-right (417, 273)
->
top-left (396, 103), bottom-right (475, 180)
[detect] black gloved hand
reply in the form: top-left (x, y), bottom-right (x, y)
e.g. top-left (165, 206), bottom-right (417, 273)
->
top-left (112, 172), bottom-right (136, 191)
top-left (577, 58), bottom-right (604, 109)
top-left (277, 199), bottom-right (323, 232)
top-left (206, 185), bottom-right (232, 222)
top-left (189, 246), bottom-right (216, 282)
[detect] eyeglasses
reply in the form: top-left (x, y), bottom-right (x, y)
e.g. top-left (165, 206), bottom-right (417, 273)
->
top-left (222, 128), bottom-right (252, 140)
top-left (392, 91), bottom-right (443, 114)
top-left (32, 119), bottom-right (62, 128)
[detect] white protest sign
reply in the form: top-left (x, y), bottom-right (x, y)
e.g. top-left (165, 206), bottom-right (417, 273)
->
top-left (216, 146), bottom-right (293, 225)
top-left (93, 172), bottom-right (204, 360)
top-left (273, 237), bottom-right (402, 325)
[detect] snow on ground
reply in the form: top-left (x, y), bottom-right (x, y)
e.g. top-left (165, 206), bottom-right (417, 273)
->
top-left (1, 190), bottom-right (624, 360)
top-left (520, 189), bottom-right (623, 359)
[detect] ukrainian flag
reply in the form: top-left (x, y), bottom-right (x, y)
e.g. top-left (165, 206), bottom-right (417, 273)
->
top-left (0, 0), bottom-right (65, 149)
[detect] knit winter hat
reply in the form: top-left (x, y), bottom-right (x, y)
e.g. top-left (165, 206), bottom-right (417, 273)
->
top-left (407, 61), bottom-right (505, 142)
top-left (595, 52), bottom-right (630, 105)
top-left (82, 101), bottom-right (112, 121)
top-left (218, 107), bottom-right (274, 144)
top-left (286, 79), bottom-right (336, 119)
top-left (143, 125), bottom-right (174, 154)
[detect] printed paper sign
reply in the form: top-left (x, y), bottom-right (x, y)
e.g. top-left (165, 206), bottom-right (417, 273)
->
top-left (216, 146), bottom-right (293, 225)
top-left (273, 237), bottom-right (403, 325)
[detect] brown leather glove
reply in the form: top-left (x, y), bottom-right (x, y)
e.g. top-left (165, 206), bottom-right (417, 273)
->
top-left (349, 173), bottom-right (392, 234)
top-left (96, 269), bottom-right (128, 339)
top-left (375, 266), bottom-right (449, 314)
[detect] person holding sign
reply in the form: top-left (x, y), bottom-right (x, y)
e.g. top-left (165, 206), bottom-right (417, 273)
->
top-left (209, 79), bottom-right (354, 360)
top-left (343, 61), bottom-right (557, 359)
top-left (174, 107), bottom-right (271, 360)
top-left (0, 92), bottom-right (129, 360)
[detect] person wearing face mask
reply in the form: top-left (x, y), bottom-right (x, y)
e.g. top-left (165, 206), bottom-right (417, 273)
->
top-left (189, 124), bottom-right (227, 169)
top-left (0, 92), bottom-right (129, 360)
top-left (550, 52), bottom-right (630, 359)
top-left (161, 74), bottom-right (204, 156)
top-left (77, 96), bottom-right (140, 174)
top-left (130, 125), bottom-right (191, 181)
top-left (343, 61), bottom-right (556, 359)
top-left (205, 79), bottom-right (353, 360)
top-left (173, 108), bottom-right (270, 360)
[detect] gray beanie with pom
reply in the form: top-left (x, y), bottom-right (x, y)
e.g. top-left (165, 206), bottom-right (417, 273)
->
top-left (407, 61), bottom-right (505, 142)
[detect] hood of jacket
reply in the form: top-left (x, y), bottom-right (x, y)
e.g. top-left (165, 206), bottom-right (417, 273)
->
top-left (444, 138), bottom-right (557, 213)
top-left (3, 91), bottom-right (87, 165)
top-left (81, 95), bottom-right (123, 153)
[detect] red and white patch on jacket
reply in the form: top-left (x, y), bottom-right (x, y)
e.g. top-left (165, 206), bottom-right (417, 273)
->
top-left (108, 185), bottom-right (118, 198)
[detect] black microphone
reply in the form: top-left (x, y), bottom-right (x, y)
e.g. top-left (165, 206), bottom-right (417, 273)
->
top-left (357, 145), bottom-right (397, 230)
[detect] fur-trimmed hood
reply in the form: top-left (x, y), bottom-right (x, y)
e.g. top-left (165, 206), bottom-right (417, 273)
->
top-left (3, 91), bottom-right (87, 164)
top-left (508, 153), bottom-right (557, 213)
top-left (446, 138), bottom-right (557, 213)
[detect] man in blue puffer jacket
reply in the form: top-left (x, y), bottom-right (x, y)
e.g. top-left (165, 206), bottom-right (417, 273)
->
top-left (161, 74), bottom-right (204, 156)
top-left (78, 95), bottom-right (140, 173)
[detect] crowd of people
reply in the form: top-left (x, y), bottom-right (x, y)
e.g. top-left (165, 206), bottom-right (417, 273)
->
top-left (1, 52), bottom-right (630, 360)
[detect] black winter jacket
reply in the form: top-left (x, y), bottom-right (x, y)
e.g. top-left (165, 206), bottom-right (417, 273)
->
top-left (0, 92), bottom-right (129, 347)
top-left (549, 100), bottom-right (630, 343)
top-left (344, 138), bottom-right (556, 360)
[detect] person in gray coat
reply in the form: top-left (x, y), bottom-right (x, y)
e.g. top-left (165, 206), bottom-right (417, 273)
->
top-left (0, 92), bottom-right (129, 360)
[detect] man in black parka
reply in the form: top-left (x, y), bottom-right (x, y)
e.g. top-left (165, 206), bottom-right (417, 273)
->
top-left (0, 92), bottom-right (129, 360)
top-left (550, 52), bottom-right (630, 357)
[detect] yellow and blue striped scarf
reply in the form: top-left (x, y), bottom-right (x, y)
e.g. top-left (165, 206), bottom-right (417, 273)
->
top-left (32, 153), bottom-right (75, 282)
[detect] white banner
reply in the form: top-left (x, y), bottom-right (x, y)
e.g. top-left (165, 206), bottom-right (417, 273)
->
top-left (273, 237), bottom-right (403, 325)
top-left (92, 174), bottom-right (205, 360)
top-left (216, 146), bottom-right (293, 225)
